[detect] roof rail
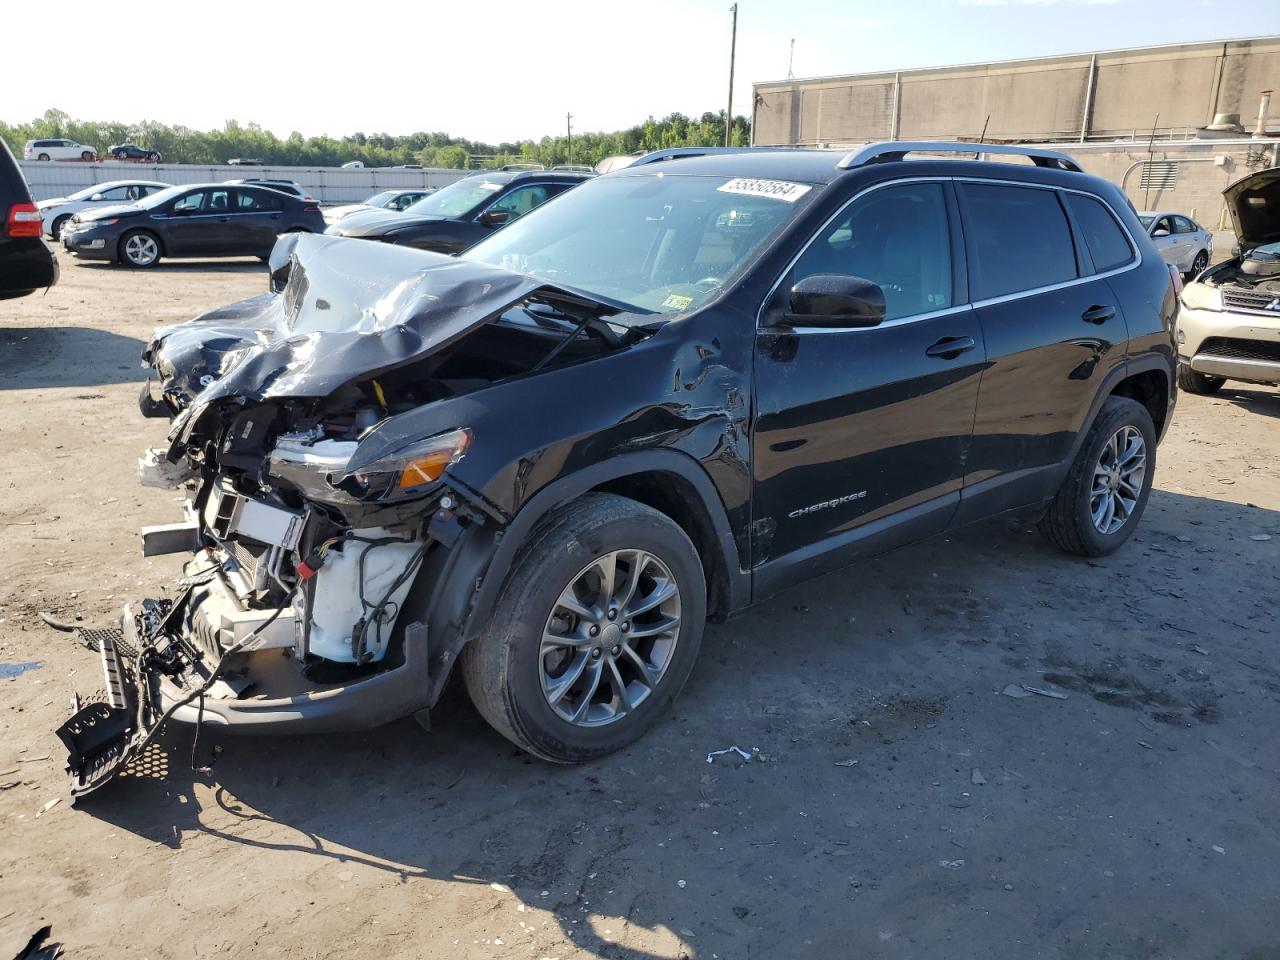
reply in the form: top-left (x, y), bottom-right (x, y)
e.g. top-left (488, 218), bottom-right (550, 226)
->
top-left (837, 141), bottom-right (1083, 172)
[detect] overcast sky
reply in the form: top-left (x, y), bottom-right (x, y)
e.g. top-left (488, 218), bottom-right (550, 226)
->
top-left (9, 0), bottom-right (1279, 143)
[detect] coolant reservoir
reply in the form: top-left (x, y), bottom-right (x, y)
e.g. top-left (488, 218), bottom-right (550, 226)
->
top-left (307, 527), bottom-right (419, 663)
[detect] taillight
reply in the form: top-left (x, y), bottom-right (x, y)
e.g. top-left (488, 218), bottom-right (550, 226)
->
top-left (1167, 263), bottom-right (1184, 297)
top-left (303, 204), bottom-right (320, 213)
top-left (6, 202), bottom-right (43, 238)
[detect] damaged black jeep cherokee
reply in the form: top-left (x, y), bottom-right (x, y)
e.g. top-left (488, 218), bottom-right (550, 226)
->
top-left (60, 143), bottom-right (1177, 797)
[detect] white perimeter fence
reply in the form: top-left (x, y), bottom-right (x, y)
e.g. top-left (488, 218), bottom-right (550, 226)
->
top-left (19, 161), bottom-right (469, 204)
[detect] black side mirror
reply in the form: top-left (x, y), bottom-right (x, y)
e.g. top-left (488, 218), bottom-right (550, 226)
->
top-left (480, 209), bottom-right (511, 227)
top-left (783, 273), bottom-right (886, 328)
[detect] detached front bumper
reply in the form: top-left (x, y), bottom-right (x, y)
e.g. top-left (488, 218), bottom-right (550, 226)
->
top-left (56, 477), bottom-right (441, 801)
top-left (1177, 305), bottom-right (1280, 385)
top-left (56, 596), bottom-right (432, 802)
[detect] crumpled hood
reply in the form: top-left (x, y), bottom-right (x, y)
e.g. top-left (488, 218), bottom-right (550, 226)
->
top-left (1223, 167), bottom-right (1280, 252)
top-left (151, 232), bottom-right (546, 429)
top-left (331, 207), bottom-right (447, 237)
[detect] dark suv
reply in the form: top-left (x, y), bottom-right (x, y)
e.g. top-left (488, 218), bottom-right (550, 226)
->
top-left (325, 168), bottom-right (592, 253)
top-left (0, 139), bottom-right (58, 299)
top-left (58, 143), bottom-right (1176, 797)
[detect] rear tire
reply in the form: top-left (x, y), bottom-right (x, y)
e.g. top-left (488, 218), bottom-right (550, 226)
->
top-left (462, 493), bottom-right (706, 763)
top-left (1177, 364), bottom-right (1224, 395)
top-left (147, 152), bottom-right (161, 162)
top-left (1189, 250), bottom-right (1209, 277)
top-left (37, 153), bottom-right (50, 161)
top-left (119, 230), bottom-right (161, 268)
top-left (1038, 396), bottom-right (1156, 557)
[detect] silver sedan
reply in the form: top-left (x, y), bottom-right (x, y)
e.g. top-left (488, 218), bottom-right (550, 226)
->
top-left (1137, 211), bottom-right (1213, 278)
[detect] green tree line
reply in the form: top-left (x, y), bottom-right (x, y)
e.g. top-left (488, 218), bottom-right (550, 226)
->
top-left (2, 109), bottom-right (751, 170)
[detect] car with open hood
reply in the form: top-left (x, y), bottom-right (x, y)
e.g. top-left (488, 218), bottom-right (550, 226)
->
top-left (61, 182), bottom-right (325, 267)
top-left (1176, 167), bottom-right (1280, 393)
top-left (57, 142), bottom-right (1177, 799)
top-left (325, 168), bottom-right (591, 253)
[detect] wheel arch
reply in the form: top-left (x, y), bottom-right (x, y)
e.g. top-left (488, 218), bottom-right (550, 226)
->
top-left (1057, 354), bottom-right (1174, 487)
top-left (1110, 359), bottom-right (1171, 438)
top-left (476, 451), bottom-right (746, 629)
top-left (409, 450), bottom-right (748, 706)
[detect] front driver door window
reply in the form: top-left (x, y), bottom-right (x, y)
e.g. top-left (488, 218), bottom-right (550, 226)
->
top-left (750, 180), bottom-right (984, 594)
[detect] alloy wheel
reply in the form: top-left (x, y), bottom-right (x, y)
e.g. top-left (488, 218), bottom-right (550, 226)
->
top-left (539, 549), bottom-right (682, 727)
top-left (125, 234), bottom-right (158, 266)
top-left (1192, 251), bottom-right (1208, 275)
top-left (1091, 425), bottom-right (1146, 534)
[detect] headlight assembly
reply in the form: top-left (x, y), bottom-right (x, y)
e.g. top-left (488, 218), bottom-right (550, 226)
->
top-left (1180, 282), bottom-right (1221, 313)
top-left (338, 428), bottom-right (472, 501)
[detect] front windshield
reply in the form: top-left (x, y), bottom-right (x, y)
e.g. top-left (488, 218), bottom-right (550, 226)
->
top-left (364, 191), bottom-right (398, 207)
top-left (402, 177), bottom-right (504, 218)
top-left (136, 185), bottom-right (190, 209)
top-left (465, 174), bottom-right (813, 313)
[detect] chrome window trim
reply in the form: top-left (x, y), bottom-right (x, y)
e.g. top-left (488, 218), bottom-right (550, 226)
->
top-left (757, 175), bottom-right (1143, 332)
top-left (786, 303), bottom-right (976, 335)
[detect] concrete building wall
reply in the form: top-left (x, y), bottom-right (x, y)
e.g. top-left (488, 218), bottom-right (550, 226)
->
top-left (753, 36), bottom-right (1280, 147)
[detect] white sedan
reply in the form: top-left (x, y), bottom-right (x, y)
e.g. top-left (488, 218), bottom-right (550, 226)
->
top-left (38, 180), bottom-right (171, 240)
top-left (1137, 211), bottom-right (1214, 278)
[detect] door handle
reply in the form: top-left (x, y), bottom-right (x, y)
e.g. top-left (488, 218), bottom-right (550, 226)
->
top-left (925, 335), bottom-right (976, 359)
top-left (1082, 304), bottom-right (1116, 324)
top-left (217, 216), bottom-right (230, 222)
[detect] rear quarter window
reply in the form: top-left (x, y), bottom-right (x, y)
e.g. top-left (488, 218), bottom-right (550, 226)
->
top-left (959, 183), bottom-right (1078, 300)
top-left (1063, 193), bottom-right (1135, 273)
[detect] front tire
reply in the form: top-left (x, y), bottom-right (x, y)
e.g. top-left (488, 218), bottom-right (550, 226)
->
top-left (462, 493), bottom-right (706, 763)
top-left (1177, 364), bottom-right (1224, 395)
top-left (80, 151), bottom-right (94, 161)
top-left (50, 215), bottom-right (71, 241)
top-left (1038, 396), bottom-right (1156, 557)
top-left (147, 152), bottom-right (161, 162)
top-left (119, 230), bottom-right (161, 268)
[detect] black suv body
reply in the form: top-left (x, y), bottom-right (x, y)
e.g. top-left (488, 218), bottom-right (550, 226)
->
top-left (0, 139), bottom-right (58, 299)
top-left (58, 143), bottom-right (1176, 797)
top-left (325, 168), bottom-right (591, 253)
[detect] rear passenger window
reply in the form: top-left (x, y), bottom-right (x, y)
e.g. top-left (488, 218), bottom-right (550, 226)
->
top-left (1064, 193), bottom-right (1134, 273)
top-left (959, 183), bottom-right (1078, 300)
top-left (793, 182), bottom-right (953, 321)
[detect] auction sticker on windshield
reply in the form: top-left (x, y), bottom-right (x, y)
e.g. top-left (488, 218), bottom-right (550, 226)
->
top-left (717, 179), bottom-right (811, 202)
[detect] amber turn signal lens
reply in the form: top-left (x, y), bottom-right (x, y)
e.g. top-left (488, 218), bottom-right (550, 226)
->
top-left (397, 450), bottom-right (455, 490)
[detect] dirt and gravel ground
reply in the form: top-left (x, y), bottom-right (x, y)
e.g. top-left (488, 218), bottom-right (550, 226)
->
top-left (1, 259), bottom-right (1278, 960)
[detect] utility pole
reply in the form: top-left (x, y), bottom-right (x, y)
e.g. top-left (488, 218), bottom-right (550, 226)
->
top-left (787, 38), bottom-right (795, 80)
top-left (725, 3), bottom-right (738, 147)
top-left (566, 113), bottom-right (573, 165)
